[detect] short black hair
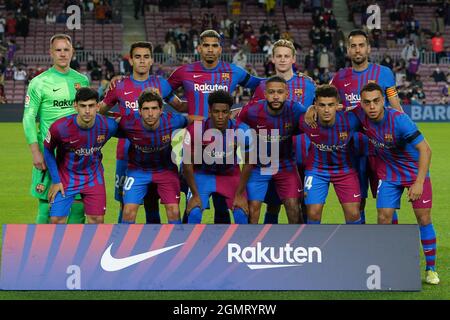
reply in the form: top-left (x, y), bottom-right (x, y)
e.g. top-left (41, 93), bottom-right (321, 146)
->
top-left (75, 87), bottom-right (99, 103)
top-left (265, 75), bottom-right (287, 86)
top-left (315, 84), bottom-right (340, 101)
top-left (138, 89), bottom-right (163, 109)
top-left (347, 29), bottom-right (369, 44)
top-left (361, 82), bottom-right (384, 96)
top-left (208, 90), bottom-right (234, 109)
top-left (130, 41), bottom-right (153, 57)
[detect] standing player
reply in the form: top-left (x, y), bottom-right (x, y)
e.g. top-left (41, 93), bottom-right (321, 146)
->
top-left (99, 41), bottom-right (185, 224)
top-left (236, 76), bottom-right (306, 224)
top-left (352, 82), bottom-right (439, 285)
top-left (22, 34), bottom-right (89, 224)
top-left (118, 90), bottom-right (193, 224)
top-left (44, 88), bottom-right (118, 224)
top-left (168, 29), bottom-right (263, 223)
top-left (330, 29), bottom-right (403, 224)
top-left (249, 39), bottom-right (316, 224)
top-left (299, 85), bottom-right (361, 224)
top-left (182, 90), bottom-right (250, 224)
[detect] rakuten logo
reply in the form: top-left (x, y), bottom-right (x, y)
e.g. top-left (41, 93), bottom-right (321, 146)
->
top-left (345, 93), bottom-right (360, 104)
top-left (125, 100), bottom-right (139, 110)
top-left (194, 83), bottom-right (229, 93)
top-left (227, 242), bottom-right (322, 269)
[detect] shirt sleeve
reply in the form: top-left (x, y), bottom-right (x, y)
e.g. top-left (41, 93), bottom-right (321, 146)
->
top-left (22, 78), bottom-right (42, 145)
top-left (304, 79), bottom-right (316, 108)
top-left (380, 66), bottom-right (398, 98)
top-left (249, 82), bottom-right (265, 104)
top-left (167, 66), bottom-right (183, 91)
top-left (236, 104), bottom-right (249, 126)
top-left (396, 113), bottom-right (424, 146)
top-left (102, 85), bottom-right (119, 107)
top-left (158, 77), bottom-right (176, 103)
top-left (235, 64), bottom-right (264, 89)
top-left (173, 113), bottom-right (188, 129)
top-left (43, 124), bottom-right (61, 183)
top-left (106, 117), bottom-right (119, 139)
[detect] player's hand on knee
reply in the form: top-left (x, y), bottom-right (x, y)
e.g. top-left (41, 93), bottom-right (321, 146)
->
top-left (48, 183), bottom-right (65, 203)
top-left (233, 194), bottom-right (249, 215)
top-left (408, 181), bottom-right (423, 202)
top-left (187, 195), bottom-right (202, 213)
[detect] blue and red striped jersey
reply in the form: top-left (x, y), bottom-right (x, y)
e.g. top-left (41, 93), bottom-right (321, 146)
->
top-left (299, 111), bottom-right (360, 174)
top-left (183, 118), bottom-right (252, 174)
top-left (168, 61), bottom-right (262, 117)
top-left (118, 112), bottom-right (187, 171)
top-left (250, 73), bottom-right (316, 107)
top-left (103, 75), bottom-right (175, 161)
top-left (237, 100), bottom-right (306, 171)
top-left (293, 134), bottom-right (311, 168)
top-left (44, 114), bottom-right (118, 190)
top-left (351, 105), bottom-right (427, 183)
top-left (331, 63), bottom-right (397, 109)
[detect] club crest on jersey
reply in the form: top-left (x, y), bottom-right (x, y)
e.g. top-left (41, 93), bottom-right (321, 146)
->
top-left (97, 135), bottom-right (106, 144)
top-left (35, 183), bottom-right (46, 194)
top-left (384, 133), bottom-right (393, 142)
top-left (25, 95), bottom-right (30, 106)
top-left (339, 132), bottom-right (348, 141)
top-left (74, 83), bottom-right (81, 90)
top-left (294, 89), bottom-right (303, 97)
top-left (161, 134), bottom-right (171, 143)
top-left (222, 73), bottom-right (230, 80)
top-left (148, 87), bottom-right (160, 95)
top-left (284, 123), bottom-right (292, 130)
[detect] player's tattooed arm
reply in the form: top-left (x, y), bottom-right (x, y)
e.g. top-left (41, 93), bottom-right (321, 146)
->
top-left (304, 105), bottom-right (318, 128)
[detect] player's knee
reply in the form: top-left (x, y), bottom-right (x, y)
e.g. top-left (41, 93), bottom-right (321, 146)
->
top-left (50, 216), bottom-right (67, 224)
top-left (377, 209), bottom-right (393, 224)
top-left (87, 215), bottom-right (104, 224)
top-left (415, 210), bottom-right (432, 226)
top-left (166, 205), bottom-right (180, 221)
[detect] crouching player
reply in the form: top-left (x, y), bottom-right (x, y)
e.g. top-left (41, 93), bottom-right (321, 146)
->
top-left (353, 82), bottom-right (439, 285)
top-left (118, 90), bottom-right (194, 224)
top-left (44, 88), bottom-right (118, 224)
top-left (300, 85), bottom-right (362, 224)
top-left (182, 90), bottom-right (251, 224)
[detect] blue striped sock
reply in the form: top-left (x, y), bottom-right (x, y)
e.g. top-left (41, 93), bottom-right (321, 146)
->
top-left (145, 210), bottom-right (161, 224)
top-left (187, 207), bottom-right (202, 224)
top-left (169, 219), bottom-right (182, 224)
top-left (121, 220), bottom-right (135, 224)
top-left (263, 212), bottom-right (279, 224)
top-left (360, 210), bottom-right (366, 224)
top-left (233, 208), bottom-right (248, 224)
top-left (419, 223), bottom-right (437, 271)
top-left (392, 211), bottom-right (398, 224)
top-left (307, 219), bottom-right (321, 224)
top-left (346, 218), bottom-right (362, 224)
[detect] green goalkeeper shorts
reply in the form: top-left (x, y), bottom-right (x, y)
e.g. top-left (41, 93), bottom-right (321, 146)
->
top-left (30, 167), bottom-right (81, 201)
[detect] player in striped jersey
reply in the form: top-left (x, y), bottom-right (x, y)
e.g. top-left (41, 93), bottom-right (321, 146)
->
top-left (331, 29), bottom-right (403, 224)
top-left (99, 41), bottom-right (185, 224)
top-left (44, 88), bottom-right (118, 223)
top-left (168, 29), bottom-right (263, 224)
top-left (249, 39), bottom-right (316, 224)
top-left (299, 85), bottom-right (362, 224)
top-left (352, 83), bottom-right (439, 285)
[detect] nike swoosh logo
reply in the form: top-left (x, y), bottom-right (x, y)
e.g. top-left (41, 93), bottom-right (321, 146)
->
top-left (124, 91), bottom-right (133, 95)
top-left (101, 242), bottom-right (185, 272)
top-left (193, 75), bottom-right (202, 78)
top-left (353, 194), bottom-right (361, 198)
top-left (344, 83), bottom-right (351, 87)
top-left (53, 88), bottom-right (61, 92)
top-left (422, 200), bottom-right (431, 203)
top-left (298, 189), bottom-right (303, 192)
top-left (69, 140), bottom-right (79, 144)
top-left (311, 134), bottom-right (320, 137)
top-left (132, 137), bottom-right (142, 140)
top-left (256, 125), bottom-right (266, 129)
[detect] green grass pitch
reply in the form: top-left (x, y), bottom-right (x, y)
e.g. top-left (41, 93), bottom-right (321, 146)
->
top-left (0, 122), bottom-right (448, 300)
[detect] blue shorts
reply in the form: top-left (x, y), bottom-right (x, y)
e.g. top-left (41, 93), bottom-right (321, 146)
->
top-left (123, 168), bottom-right (181, 205)
top-left (114, 159), bottom-right (128, 202)
top-left (50, 184), bottom-right (106, 217)
top-left (376, 178), bottom-right (433, 209)
top-left (354, 155), bottom-right (369, 199)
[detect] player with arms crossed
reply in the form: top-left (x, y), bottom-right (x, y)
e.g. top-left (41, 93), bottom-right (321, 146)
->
top-left (330, 29), bottom-right (403, 224)
top-left (249, 39), bottom-right (316, 224)
top-left (168, 29), bottom-right (263, 224)
top-left (299, 85), bottom-right (362, 224)
top-left (99, 41), bottom-right (185, 224)
top-left (44, 88), bottom-right (118, 224)
top-left (182, 90), bottom-right (251, 224)
top-left (352, 83), bottom-right (439, 285)
top-left (23, 34), bottom-right (89, 224)
top-left (236, 76), bottom-right (306, 224)
top-left (118, 90), bottom-right (194, 224)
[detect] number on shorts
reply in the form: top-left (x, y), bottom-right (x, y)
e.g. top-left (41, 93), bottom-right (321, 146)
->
top-left (377, 180), bottom-right (382, 195)
top-left (304, 176), bottom-right (313, 190)
top-left (123, 177), bottom-right (135, 191)
top-left (115, 175), bottom-right (126, 189)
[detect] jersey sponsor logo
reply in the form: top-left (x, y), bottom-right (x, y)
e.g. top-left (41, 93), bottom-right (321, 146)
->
top-left (53, 99), bottom-right (74, 108)
top-left (384, 133), bottom-right (393, 143)
top-left (125, 100), bottom-right (139, 110)
top-left (294, 88), bottom-right (303, 97)
top-left (339, 131), bottom-right (348, 141)
top-left (344, 93), bottom-right (360, 104)
top-left (100, 242), bottom-right (184, 272)
top-left (97, 135), bottom-right (106, 144)
top-left (222, 73), bottom-right (230, 80)
top-left (71, 146), bottom-right (103, 156)
top-left (228, 242), bottom-right (322, 269)
top-left (194, 83), bottom-right (229, 93)
top-left (311, 141), bottom-right (347, 152)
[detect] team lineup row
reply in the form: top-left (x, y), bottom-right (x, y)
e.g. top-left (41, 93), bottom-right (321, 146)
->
top-left (21, 29), bottom-right (439, 284)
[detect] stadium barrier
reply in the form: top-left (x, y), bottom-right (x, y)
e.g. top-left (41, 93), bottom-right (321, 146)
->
top-left (1, 224), bottom-right (420, 290)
